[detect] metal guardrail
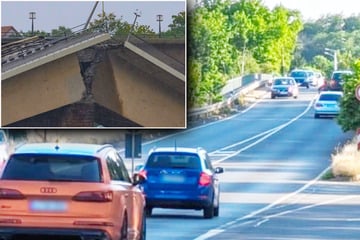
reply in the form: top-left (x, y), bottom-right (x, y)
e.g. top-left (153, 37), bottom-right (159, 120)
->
top-left (188, 73), bottom-right (272, 121)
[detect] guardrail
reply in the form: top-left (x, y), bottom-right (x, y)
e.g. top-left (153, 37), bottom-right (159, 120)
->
top-left (188, 73), bottom-right (272, 121)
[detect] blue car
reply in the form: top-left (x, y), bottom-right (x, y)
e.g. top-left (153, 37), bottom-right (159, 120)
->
top-left (136, 147), bottom-right (224, 219)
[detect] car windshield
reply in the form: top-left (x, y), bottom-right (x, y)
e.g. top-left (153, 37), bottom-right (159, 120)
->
top-left (319, 94), bottom-right (342, 102)
top-left (146, 153), bottom-right (200, 169)
top-left (1, 154), bottom-right (101, 182)
top-left (274, 79), bottom-right (292, 85)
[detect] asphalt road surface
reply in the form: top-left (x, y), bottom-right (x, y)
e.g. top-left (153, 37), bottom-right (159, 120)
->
top-left (123, 87), bottom-right (356, 240)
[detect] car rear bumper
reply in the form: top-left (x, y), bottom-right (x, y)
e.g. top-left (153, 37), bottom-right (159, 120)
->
top-left (146, 198), bottom-right (212, 210)
top-left (0, 227), bottom-right (112, 240)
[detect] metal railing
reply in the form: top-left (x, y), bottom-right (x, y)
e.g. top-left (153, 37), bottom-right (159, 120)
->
top-left (126, 34), bottom-right (185, 76)
top-left (188, 74), bottom-right (272, 121)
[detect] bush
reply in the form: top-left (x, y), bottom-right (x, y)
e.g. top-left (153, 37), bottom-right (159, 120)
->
top-left (331, 138), bottom-right (360, 180)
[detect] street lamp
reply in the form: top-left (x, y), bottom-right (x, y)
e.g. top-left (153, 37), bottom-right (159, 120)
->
top-left (156, 14), bottom-right (163, 38)
top-left (29, 11), bottom-right (36, 36)
top-left (324, 48), bottom-right (338, 71)
top-left (127, 9), bottom-right (141, 41)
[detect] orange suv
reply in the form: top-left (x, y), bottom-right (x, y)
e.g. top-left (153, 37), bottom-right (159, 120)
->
top-left (0, 142), bottom-right (146, 240)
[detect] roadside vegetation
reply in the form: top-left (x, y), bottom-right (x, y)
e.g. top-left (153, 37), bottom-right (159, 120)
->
top-left (188, 0), bottom-right (360, 108)
top-left (328, 137), bottom-right (360, 181)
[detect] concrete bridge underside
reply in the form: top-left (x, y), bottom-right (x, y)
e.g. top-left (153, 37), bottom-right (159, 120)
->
top-left (2, 42), bottom-right (185, 128)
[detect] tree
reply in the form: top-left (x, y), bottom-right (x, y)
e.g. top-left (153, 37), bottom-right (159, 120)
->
top-left (89, 12), bottom-right (155, 36)
top-left (163, 11), bottom-right (185, 37)
top-left (337, 59), bottom-right (360, 132)
top-left (51, 26), bottom-right (72, 37)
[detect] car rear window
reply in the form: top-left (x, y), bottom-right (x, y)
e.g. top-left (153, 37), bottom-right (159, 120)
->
top-left (146, 153), bottom-right (201, 169)
top-left (290, 71), bottom-right (306, 77)
top-left (319, 94), bottom-right (342, 102)
top-left (1, 154), bottom-right (101, 182)
top-left (274, 79), bottom-right (291, 85)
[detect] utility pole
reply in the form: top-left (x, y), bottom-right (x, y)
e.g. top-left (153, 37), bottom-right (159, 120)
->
top-left (29, 12), bottom-right (36, 36)
top-left (156, 14), bottom-right (163, 38)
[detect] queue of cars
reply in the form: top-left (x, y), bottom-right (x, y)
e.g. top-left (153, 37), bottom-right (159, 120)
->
top-left (0, 140), bottom-right (225, 239)
top-left (269, 68), bottom-right (350, 119)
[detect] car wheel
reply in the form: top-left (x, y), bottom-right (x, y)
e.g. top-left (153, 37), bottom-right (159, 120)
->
top-left (120, 214), bottom-right (128, 240)
top-left (203, 204), bottom-right (214, 219)
top-left (213, 205), bottom-right (219, 217)
top-left (139, 211), bottom-right (146, 240)
top-left (271, 94), bottom-right (275, 99)
top-left (145, 207), bottom-right (152, 217)
top-left (314, 114), bottom-right (320, 118)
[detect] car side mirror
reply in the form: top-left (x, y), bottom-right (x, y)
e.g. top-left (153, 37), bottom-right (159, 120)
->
top-left (215, 167), bottom-right (224, 174)
top-left (132, 172), bottom-right (146, 186)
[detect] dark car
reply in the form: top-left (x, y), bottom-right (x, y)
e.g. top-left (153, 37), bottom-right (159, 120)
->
top-left (270, 77), bottom-right (299, 99)
top-left (289, 69), bottom-right (312, 88)
top-left (136, 147), bottom-right (224, 219)
top-left (318, 70), bottom-right (353, 92)
top-left (0, 143), bottom-right (146, 240)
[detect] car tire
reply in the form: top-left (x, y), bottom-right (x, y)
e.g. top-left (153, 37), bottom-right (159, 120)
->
top-left (314, 114), bottom-right (320, 118)
top-left (213, 205), bottom-right (219, 217)
top-left (271, 94), bottom-right (275, 99)
top-left (145, 207), bottom-right (152, 217)
top-left (120, 213), bottom-right (128, 240)
top-left (203, 204), bottom-right (214, 219)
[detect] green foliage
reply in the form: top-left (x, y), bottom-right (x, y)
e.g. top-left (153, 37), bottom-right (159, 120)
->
top-left (163, 11), bottom-right (185, 37)
top-left (51, 26), bottom-right (72, 37)
top-left (89, 12), bottom-right (155, 36)
top-left (337, 59), bottom-right (360, 132)
top-left (188, 0), bottom-right (303, 107)
top-left (300, 14), bottom-right (360, 71)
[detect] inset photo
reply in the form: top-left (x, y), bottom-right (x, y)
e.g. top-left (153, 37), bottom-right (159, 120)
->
top-left (1, 1), bottom-right (186, 128)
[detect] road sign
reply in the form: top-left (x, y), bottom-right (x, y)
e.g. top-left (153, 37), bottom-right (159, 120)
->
top-left (125, 132), bottom-right (142, 158)
top-left (356, 84), bottom-right (360, 101)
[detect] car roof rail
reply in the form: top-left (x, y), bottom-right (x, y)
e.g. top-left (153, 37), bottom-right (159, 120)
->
top-left (96, 144), bottom-right (113, 153)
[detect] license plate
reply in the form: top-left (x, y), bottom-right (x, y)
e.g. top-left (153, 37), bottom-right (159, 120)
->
top-left (161, 174), bottom-right (185, 183)
top-left (29, 200), bottom-right (68, 212)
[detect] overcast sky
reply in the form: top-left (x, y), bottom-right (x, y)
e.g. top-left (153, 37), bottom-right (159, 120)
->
top-left (262, 0), bottom-right (360, 21)
top-left (1, 1), bottom-right (185, 33)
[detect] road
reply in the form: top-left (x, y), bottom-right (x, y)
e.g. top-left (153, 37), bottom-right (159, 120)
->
top-left (125, 87), bottom-right (357, 240)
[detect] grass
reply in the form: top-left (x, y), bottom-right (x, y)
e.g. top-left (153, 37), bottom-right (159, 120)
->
top-left (330, 137), bottom-right (360, 181)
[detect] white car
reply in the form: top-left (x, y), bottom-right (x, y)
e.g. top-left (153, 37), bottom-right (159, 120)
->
top-left (312, 71), bottom-right (325, 87)
top-left (314, 91), bottom-right (343, 118)
top-left (0, 130), bottom-right (9, 169)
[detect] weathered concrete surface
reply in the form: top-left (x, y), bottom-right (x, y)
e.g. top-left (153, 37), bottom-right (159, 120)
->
top-left (2, 40), bottom-right (185, 128)
top-left (2, 53), bottom-right (85, 126)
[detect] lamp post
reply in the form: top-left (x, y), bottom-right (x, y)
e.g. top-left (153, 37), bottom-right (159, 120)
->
top-left (324, 48), bottom-right (338, 71)
top-left (156, 14), bottom-right (163, 38)
top-left (29, 11), bottom-right (36, 36)
top-left (127, 10), bottom-right (141, 41)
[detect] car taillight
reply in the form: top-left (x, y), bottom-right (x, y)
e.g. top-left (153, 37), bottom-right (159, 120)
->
top-left (0, 188), bottom-right (25, 199)
top-left (139, 169), bottom-right (147, 179)
top-left (199, 172), bottom-right (211, 186)
top-left (73, 191), bottom-right (113, 202)
top-left (315, 103), bottom-right (323, 107)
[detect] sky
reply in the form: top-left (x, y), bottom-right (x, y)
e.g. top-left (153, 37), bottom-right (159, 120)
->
top-left (262, 0), bottom-right (360, 21)
top-left (1, 1), bottom-right (185, 33)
